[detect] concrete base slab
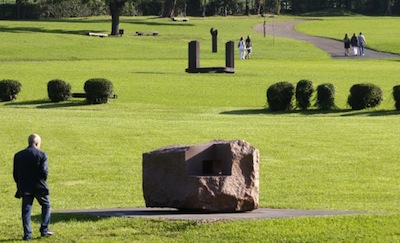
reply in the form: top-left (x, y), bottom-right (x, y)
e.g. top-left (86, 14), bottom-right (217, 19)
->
top-left (54, 207), bottom-right (366, 221)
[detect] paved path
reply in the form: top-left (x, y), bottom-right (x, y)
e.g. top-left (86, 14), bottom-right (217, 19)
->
top-left (54, 207), bottom-right (366, 221)
top-left (253, 21), bottom-right (400, 59)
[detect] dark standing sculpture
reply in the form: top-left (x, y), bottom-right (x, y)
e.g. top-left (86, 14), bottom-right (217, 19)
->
top-left (225, 41), bottom-right (234, 69)
top-left (210, 28), bottom-right (218, 53)
top-left (186, 40), bottom-right (234, 74)
top-left (187, 40), bottom-right (200, 71)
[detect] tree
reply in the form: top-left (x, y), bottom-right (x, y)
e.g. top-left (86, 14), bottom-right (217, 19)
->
top-left (255, 0), bottom-right (263, 15)
top-left (162, 0), bottom-right (177, 17)
top-left (345, 0), bottom-right (353, 10)
top-left (245, 0), bottom-right (250, 14)
top-left (266, 0), bottom-right (280, 14)
top-left (386, 0), bottom-right (394, 14)
top-left (393, 0), bottom-right (400, 14)
top-left (107, 0), bottom-right (127, 35)
top-left (202, 0), bottom-right (207, 16)
top-left (187, 0), bottom-right (201, 16)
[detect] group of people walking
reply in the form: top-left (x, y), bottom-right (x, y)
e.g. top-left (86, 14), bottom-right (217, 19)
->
top-left (238, 32), bottom-right (366, 59)
top-left (238, 35), bottom-right (252, 59)
top-left (343, 32), bottom-right (366, 56)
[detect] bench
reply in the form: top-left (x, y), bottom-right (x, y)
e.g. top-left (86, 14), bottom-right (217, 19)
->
top-left (72, 93), bottom-right (118, 99)
top-left (172, 17), bottom-right (189, 22)
top-left (72, 93), bottom-right (86, 98)
top-left (88, 32), bottom-right (108, 38)
top-left (135, 31), bottom-right (159, 36)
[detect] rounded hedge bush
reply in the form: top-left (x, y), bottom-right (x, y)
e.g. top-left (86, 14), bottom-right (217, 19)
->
top-left (347, 83), bottom-right (382, 110)
top-left (266, 81), bottom-right (294, 111)
top-left (84, 78), bottom-right (113, 104)
top-left (47, 79), bottom-right (71, 102)
top-left (295, 79), bottom-right (314, 110)
top-left (315, 83), bottom-right (336, 110)
top-left (0, 79), bottom-right (22, 102)
top-left (392, 85), bottom-right (400, 110)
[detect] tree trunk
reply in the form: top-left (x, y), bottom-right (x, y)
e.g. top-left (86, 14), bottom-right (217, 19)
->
top-left (111, 11), bottom-right (120, 35)
top-left (223, 0), bottom-right (227, 16)
top-left (385, 0), bottom-right (392, 15)
top-left (202, 0), bottom-right (207, 16)
top-left (163, 0), bottom-right (177, 17)
top-left (345, 0), bottom-right (352, 10)
top-left (109, 0), bottom-right (126, 36)
top-left (273, 0), bottom-right (281, 14)
top-left (255, 0), bottom-right (262, 15)
top-left (245, 0), bottom-right (251, 15)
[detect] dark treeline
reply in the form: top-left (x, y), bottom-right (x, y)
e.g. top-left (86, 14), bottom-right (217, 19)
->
top-left (1, 0), bottom-right (400, 20)
top-left (286, 0), bottom-right (400, 15)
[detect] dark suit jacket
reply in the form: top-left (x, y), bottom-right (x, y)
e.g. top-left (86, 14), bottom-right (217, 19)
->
top-left (13, 145), bottom-right (49, 198)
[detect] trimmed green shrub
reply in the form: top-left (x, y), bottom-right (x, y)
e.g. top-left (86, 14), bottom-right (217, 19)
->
top-left (84, 78), bottom-right (114, 104)
top-left (295, 79), bottom-right (314, 110)
top-left (347, 83), bottom-right (382, 110)
top-left (0, 79), bottom-right (22, 102)
top-left (47, 79), bottom-right (71, 102)
top-left (393, 85), bottom-right (400, 110)
top-left (266, 81), bottom-right (294, 111)
top-left (315, 83), bottom-right (336, 110)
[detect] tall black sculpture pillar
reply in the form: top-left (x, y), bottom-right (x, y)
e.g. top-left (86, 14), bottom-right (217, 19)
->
top-left (226, 41), bottom-right (234, 70)
top-left (210, 28), bottom-right (218, 53)
top-left (187, 40), bottom-right (200, 72)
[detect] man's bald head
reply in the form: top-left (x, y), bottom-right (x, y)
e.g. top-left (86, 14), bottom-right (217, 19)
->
top-left (28, 134), bottom-right (41, 148)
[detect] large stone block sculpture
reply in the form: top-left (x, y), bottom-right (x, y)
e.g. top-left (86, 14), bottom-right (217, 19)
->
top-left (142, 140), bottom-right (259, 212)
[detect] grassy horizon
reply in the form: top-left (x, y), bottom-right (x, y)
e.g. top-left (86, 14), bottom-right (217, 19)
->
top-left (1, 16), bottom-right (399, 241)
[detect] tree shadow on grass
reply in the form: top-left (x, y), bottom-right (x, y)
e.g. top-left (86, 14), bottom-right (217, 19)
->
top-left (0, 17), bottom-right (192, 36)
top-left (4, 99), bottom-right (88, 108)
top-left (220, 108), bottom-right (400, 116)
top-left (124, 19), bottom-right (194, 27)
top-left (0, 25), bottom-right (98, 36)
top-left (46, 16), bottom-right (194, 27)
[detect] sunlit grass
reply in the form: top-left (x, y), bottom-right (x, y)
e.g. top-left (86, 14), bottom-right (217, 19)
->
top-left (0, 16), bottom-right (399, 242)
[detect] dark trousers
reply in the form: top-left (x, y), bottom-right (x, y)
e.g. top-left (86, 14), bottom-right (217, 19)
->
top-left (21, 195), bottom-right (51, 238)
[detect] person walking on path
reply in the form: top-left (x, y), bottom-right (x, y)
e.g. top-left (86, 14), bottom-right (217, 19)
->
top-left (350, 33), bottom-right (358, 56)
top-left (245, 35), bottom-right (252, 59)
top-left (238, 36), bottom-right (246, 60)
top-left (358, 32), bottom-right (366, 56)
top-left (13, 134), bottom-right (54, 241)
top-left (343, 34), bottom-right (351, 56)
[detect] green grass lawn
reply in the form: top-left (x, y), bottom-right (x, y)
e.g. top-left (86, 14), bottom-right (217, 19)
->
top-left (1, 16), bottom-right (399, 242)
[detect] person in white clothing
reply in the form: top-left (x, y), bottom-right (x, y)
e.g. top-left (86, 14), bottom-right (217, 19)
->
top-left (238, 37), bottom-right (246, 60)
top-left (358, 32), bottom-right (366, 56)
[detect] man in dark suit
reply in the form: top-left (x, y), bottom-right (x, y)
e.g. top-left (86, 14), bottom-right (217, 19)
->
top-left (13, 134), bottom-right (54, 241)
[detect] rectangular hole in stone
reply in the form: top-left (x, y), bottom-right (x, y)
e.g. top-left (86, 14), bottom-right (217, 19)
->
top-left (202, 160), bottom-right (222, 175)
top-left (186, 143), bottom-right (232, 176)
